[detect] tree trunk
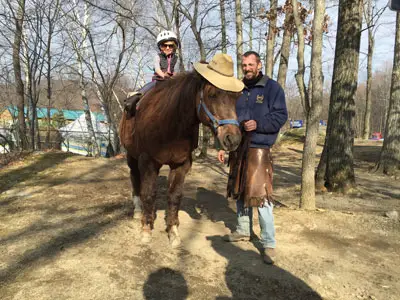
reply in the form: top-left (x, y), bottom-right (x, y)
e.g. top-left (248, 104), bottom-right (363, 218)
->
top-left (35, 108), bottom-right (40, 150)
top-left (79, 63), bottom-right (100, 157)
top-left (265, 0), bottom-right (277, 78)
top-left (194, 30), bottom-right (206, 60)
top-left (277, 10), bottom-right (292, 89)
top-left (292, 0), bottom-right (308, 112)
top-left (362, 0), bottom-right (373, 140)
top-left (13, 0), bottom-right (28, 150)
top-left (249, 0), bottom-right (253, 50)
top-left (22, 25), bottom-right (36, 150)
top-left (76, 27), bottom-right (99, 157)
top-left (99, 90), bottom-right (120, 156)
top-left (375, 12), bottom-right (400, 176)
top-left (220, 0), bottom-right (227, 54)
top-left (174, 0), bottom-right (185, 72)
top-left (235, 0), bottom-right (244, 78)
top-left (325, 0), bottom-right (362, 192)
top-left (300, 0), bottom-right (325, 210)
top-left (315, 137), bottom-right (328, 189)
top-left (46, 43), bottom-right (52, 148)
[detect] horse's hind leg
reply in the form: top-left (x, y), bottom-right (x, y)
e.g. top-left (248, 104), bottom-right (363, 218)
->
top-left (127, 155), bottom-right (141, 219)
top-left (166, 159), bottom-right (191, 248)
top-left (139, 154), bottom-right (161, 244)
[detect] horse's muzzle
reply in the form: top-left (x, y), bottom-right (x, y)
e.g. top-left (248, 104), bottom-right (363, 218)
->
top-left (218, 125), bottom-right (242, 151)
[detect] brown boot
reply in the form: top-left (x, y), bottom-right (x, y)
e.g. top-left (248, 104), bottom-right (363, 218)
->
top-left (262, 248), bottom-right (276, 265)
top-left (124, 93), bottom-right (142, 118)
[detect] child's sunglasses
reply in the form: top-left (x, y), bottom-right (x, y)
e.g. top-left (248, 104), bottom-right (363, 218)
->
top-left (161, 43), bottom-right (175, 49)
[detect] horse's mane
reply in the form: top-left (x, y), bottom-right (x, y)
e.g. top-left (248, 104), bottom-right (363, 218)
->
top-left (134, 71), bottom-right (205, 146)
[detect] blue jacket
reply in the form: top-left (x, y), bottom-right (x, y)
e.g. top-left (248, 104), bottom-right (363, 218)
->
top-left (236, 75), bottom-right (288, 148)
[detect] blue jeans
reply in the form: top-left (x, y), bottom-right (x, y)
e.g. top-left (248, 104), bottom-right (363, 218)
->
top-left (139, 81), bottom-right (156, 94)
top-left (236, 198), bottom-right (276, 249)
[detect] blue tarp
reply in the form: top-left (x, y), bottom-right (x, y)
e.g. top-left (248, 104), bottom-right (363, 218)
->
top-left (5, 105), bottom-right (105, 122)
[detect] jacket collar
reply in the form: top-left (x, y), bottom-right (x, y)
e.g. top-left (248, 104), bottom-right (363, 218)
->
top-left (243, 75), bottom-right (269, 90)
top-left (255, 75), bottom-right (269, 87)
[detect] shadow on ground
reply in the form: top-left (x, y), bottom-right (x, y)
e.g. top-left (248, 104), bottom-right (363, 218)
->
top-left (0, 152), bottom-right (73, 193)
top-left (207, 235), bottom-right (322, 300)
top-left (143, 267), bottom-right (188, 300)
top-left (0, 200), bottom-right (131, 285)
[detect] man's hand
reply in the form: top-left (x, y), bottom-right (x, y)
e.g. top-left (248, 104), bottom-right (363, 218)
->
top-left (244, 120), bottom-right (257, 131)
top-left (218, 150), bottom-right (226, 163)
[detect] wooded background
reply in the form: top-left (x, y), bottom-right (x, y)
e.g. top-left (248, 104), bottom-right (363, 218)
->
top-left (0, 0), bottom-right (399, 208)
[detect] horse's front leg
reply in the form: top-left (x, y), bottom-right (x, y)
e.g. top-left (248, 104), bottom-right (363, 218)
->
top-left (139, 154), bottom-right (161, 244)
top-left (166, 159), bottom-right (192, 248)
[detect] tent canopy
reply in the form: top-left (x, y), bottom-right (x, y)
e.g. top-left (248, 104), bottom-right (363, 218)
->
top-left (59, 112), bottom-right (110, 139)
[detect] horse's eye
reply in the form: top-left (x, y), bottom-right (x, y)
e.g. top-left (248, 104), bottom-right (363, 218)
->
top-left (208, 93), bottom-right (217, 99)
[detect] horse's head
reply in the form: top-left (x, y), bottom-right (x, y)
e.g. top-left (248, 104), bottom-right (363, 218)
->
top-left (197, 83), bottom-right (242, 151)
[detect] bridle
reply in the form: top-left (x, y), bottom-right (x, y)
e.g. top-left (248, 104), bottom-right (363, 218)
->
top-left (197, 89), bottom-right (240, 133)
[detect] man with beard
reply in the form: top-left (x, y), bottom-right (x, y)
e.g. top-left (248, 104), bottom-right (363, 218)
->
top-left (217, 51), bottom-right (288, 264)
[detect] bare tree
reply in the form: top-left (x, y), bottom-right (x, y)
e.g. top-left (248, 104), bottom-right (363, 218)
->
top-left (44, 0), bottom-right (62, 148)
top-left (361, 1), bottom-right (386, 140)
top-left (265, 0), bottom-right (277, 77)
top-left (65, 0), bottom-right (100, 156)
top-left (178, 0), bottom-right (220, 158)
top-left (375, 12), bottom-right (400, 176)
top-left (22, 0), bottom-right (56, 150)
top-left (173, 0), bottom-right (185, 71)
top-left (320, 0), bottom-right (363, 192)
top-left (299, 0), bottom-right (325, 210)
top-left (277, 1), bottom-right (294, 89)
top-left (235, 0), bottom-right (243, 78)
top-left (11, 0), bottom-right (28, 149)
top-left (178, 0), bottom-right (206, 60)
top-left (220, 0), bottom-right (227, 53)
top-left (84, 4), bottom-right (136, 156)
top-left (292, 0), bottom-right (308, 113)
top-left (249, 0), bottom-right (253, 49)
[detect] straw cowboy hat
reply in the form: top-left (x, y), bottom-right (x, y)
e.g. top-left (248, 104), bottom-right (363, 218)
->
top-left (193, 53), bottom-right (244, 92)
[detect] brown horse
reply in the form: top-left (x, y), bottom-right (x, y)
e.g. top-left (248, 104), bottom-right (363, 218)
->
top-left (119, 70), bottom-right (242, 247)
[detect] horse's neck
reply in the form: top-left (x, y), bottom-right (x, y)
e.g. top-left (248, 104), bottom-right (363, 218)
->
top-left (160, 89), bottom-right (200, 140)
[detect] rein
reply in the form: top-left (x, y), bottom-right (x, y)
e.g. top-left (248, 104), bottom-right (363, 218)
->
top-left (197, 89), bottom-right (239, 133)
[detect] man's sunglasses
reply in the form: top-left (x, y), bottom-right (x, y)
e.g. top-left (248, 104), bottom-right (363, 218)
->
top-left (161, 43), bottom-right (175, 49)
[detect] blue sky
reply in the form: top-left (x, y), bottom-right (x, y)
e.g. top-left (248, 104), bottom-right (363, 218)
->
top-left (287, 1), bottom-right (397, 86)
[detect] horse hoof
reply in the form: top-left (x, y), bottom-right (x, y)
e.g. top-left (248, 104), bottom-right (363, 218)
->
top-left (170, 236), bottom-right (181, 248)
top-left (168, 225), bottom-right (181, 248)
top-left (132, 196), bottom-right (142, 220)
top-left (133, 209), bottom-right (142, 220)
top-left (141, 231), bottom-right (152, 244)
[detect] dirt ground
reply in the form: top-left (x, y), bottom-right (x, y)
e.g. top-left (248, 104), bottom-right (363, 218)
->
top-left (0, 140), bottom-right (399, 300)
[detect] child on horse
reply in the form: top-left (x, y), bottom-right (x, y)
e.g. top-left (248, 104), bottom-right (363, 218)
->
top-left (153, 30), bottom-right (180, 80)
top-left (124, 30), bottom-right (180, 117)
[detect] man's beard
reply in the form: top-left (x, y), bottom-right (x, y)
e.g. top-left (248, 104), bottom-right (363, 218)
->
top-left (245, 71), bottom-right (257, 79)
top-left (243, 71), bottom-right (263, 87)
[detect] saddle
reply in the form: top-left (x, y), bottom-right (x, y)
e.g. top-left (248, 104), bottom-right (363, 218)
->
top-left (227, 133), bottom-right (274, 207)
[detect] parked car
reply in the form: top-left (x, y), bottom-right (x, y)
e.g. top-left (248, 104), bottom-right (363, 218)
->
top-left (370, 132), bottom-right (383, 140)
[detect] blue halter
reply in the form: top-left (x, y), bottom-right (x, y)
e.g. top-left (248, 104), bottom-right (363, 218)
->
top-left (197, 90), bottom-right (240, 133)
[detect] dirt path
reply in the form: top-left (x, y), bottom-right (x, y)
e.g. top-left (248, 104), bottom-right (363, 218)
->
top-left (0, 141), bottom-right (399, 300)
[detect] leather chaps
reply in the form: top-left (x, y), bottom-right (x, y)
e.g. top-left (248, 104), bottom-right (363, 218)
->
top-left (227, 134), bottom-right (274, 207)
